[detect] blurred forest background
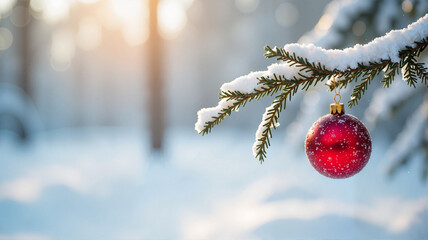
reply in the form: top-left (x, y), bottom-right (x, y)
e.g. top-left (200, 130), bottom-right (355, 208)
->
top-left (0, 0), bottom-right (331, 136)
top-left (0, 0), bottom-right (427, 239)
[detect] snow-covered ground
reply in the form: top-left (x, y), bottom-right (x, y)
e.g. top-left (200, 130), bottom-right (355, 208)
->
top-left (0, 127), bottom-right (427, 240)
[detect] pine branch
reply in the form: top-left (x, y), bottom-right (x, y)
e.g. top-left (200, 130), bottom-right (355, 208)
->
top-left (197, 31), bottom-right (428, 163)
top-left (200, 80), bottom-right (288, 135)
top-left (401, 53), bottom-right (419, 87)
top-left (414, 62), bottom-right (428, 87)
top-left (253, 75), bottom-right (325, 162)
top-left (257, 74), bottom-right (295, 90)
top-left (399, 39), bottom-right (428, 58)
top-left (381, 62), bottom-right (399, 88)
top-left (348, 68), bottom-right (379, 107)
top-left (264, 45), bottom-right (332, 76)
top-left (254, 82), bottom-right (300, 163)
top-left (199, 99), bottom-right (248, 136)
top-left (326, 72), bottom-right (360, 91)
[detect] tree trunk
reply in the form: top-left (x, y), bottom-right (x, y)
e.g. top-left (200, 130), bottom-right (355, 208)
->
top-left (147, 0), bottom-right (164, 150)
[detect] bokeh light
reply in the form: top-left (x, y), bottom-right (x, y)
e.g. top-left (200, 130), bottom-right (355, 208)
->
top-left (77, 16), bottom-right (102, 51)
top-left (10, 6), bottom-right (31, 27)
top-left (110, 0), bottom-right (144, 24)
top-left (96, 1), bottom-right (121, 30)
top-left (275, 2), bottom-right (299, 27)
top-left (123, 18), bottom-right (149, 46)
top-left (50, 29), bottom-right (75, 71)
top-left (79, 0), bottom-right (99, 4)
top-left (29, 0), bottom-right (44, 12)
top-left (0, 27), bottom-right (13, 51)
top-left (235, 0), bottom-right (259, 13)
top-left (158, 0), bottom-right (188, 40)
top-left (401, 0), bottom-right (413, 13)
top-left (110, 0), bottom-right (149, 45)
top-left (315, 14), bottom-right (333, 33)
top-left (352, 20), bottom-right (366, 36)
top-left (43, 0), bottom-right (70, 25)
top-left (1, 1), bottom-right (426, 239)
top-left (0, 0), bottom-right (16, 16)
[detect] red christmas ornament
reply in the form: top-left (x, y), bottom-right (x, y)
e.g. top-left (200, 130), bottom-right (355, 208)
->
top-left (305, 103), bottom-right (372, 179)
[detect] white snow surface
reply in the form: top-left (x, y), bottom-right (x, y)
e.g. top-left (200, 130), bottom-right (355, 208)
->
top-left (252, 104), bottom-right (279, 157)
top-left (195, 62), bottom-right (301, 133)
top-left (284, 13), bottom-right (428, 71)
top-left (220, 71), bottom-right (266, 94)
top-left (195, 99), bottom-right (237, 133)
top-left (1, 128), bottom-right (428, 239)
top-left (220, 63), bottom-right (303, 93)
top-left (196, 14), bottom-right (428, 154)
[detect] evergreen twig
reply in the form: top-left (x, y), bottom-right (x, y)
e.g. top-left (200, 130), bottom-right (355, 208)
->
top-left (199, 38), bottom-right (428, 163)
top-left (200, 81), bottom-right (287, 135)
top-left (254, 82), bottom-right (300, 163)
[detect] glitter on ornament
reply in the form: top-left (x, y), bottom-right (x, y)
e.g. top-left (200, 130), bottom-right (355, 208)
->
top-left (305, 103), bottom-right (372, 179)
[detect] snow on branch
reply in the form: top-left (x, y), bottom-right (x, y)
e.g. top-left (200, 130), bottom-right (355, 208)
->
top-left (283, 13), bottom-right (428, 71)
top-left (196, 14), bottom-right (428, 163)
top-left (194, 63), bottom-right (303, 134)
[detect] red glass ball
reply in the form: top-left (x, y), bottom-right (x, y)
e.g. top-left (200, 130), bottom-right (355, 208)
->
top-left (305, 113), bottom-right (372, 179)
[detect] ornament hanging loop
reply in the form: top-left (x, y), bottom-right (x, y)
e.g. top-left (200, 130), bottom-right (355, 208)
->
top-left (334, 93), bottom-right (341, 104)
top-left (330, 74), bottom-right (345, 115)
top-left (333, 74), bottom-right (341, 104)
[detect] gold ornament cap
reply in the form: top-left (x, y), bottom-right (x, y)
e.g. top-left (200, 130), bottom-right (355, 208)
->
top-left (330, 102), bottom-right (345, 115)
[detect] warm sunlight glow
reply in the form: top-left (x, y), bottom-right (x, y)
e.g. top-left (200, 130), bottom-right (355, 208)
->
top-left (43, 0), bottom-right (70, 25)
top-left (79, 0), bottom-right (99, 4)
top-left (401, 0), bottom-right (413, 13)
top-left (110, 0), bottom-right (144, 23)
top-left (0, 0), bottom-right (16, 16)
top-left (110, 0), bottom-right (149, 45)
top-left (123, 19), bottom-right (149, 46)
top-left (50, 29), bottom-right (75, 71)
top-left (10, 0), bottom-right (192, 46)
top-left (77, 16), bottom-right (102, 51)
top-left (180, 0), bottom-right (194, 8)
top-left (96, 2), bottom-right (120, 30)
top-left (158, 0), bottom-right (187, 40)
top-left (315, 14), bottom-right (333, 32)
